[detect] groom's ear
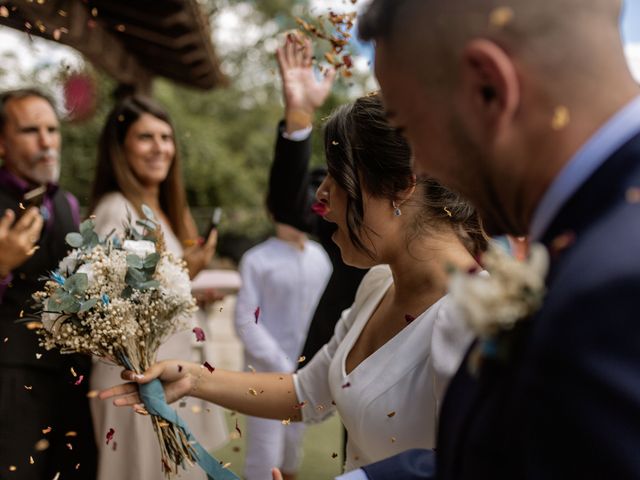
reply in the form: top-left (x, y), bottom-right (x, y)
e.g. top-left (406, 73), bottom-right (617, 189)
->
top-left (458, 39), bottom-right (520, 141)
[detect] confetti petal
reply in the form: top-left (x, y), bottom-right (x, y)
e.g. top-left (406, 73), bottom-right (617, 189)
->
top-left (105, 427), bottom-right (115, 445)
top-left (235, 418), bottom-right (242, 437)
top-left (489, 6), bottom-right (515, 28)
top-left (551, 106), bottom-right (571, 130)
top-left (405, 314), bottom-right (415, 323)
top-left (254, 307), bottom-right (260, 323)
top-left (203, 361), bottom-right (215, 373)
top-left (192, 327), bottom-right (206, 342)
top-left (74, 375), bottom-right (84, 386)
top-left (341, 382), bottom-right (351, 389)
top-left (387, 411), bottom-right (396, 418)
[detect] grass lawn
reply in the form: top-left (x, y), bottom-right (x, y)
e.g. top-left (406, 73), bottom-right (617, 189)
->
top-left (214, 411), bottom-right (344, 479)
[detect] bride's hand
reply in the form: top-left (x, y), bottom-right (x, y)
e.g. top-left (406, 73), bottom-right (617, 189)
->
top-left (99, 360), bottom-right (197, 407)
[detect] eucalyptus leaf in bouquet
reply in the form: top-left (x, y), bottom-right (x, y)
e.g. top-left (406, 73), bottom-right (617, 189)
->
top-left (32, 207), bottom-right (205, 477)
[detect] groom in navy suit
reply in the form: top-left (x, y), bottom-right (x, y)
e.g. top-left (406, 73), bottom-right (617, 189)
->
top-left (336, 0), bottom-right (640, 479)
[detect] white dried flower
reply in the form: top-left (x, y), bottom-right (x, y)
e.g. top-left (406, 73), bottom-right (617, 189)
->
top-left (123, 239), bottom-right (156, 258)
top-left (449, 242), bottom-right (549, 337)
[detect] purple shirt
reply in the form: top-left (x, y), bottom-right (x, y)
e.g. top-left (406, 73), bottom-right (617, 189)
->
top-left (0, 167), bottom-right (80, 302)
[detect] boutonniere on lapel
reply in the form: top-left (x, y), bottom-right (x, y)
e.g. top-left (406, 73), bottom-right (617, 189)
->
top-left (448, 241), bottom-right (550, 374)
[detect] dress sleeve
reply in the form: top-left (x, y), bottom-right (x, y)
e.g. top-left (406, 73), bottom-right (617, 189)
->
top-left (91, 193), bottom-right (138, 238)
top-left (233, 254), bottom-right (291, 372)
top-left (429, 296), bottom-right (474, 410)
top-left (292, 304), bottom-right (353, 423)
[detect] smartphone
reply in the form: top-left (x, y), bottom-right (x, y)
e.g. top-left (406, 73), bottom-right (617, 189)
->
top-left (204, 207), bottom-right (222, 239)
top-left (17, 185), bottom-right (46, 219)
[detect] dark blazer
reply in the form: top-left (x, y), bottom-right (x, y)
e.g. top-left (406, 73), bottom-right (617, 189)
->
top-left (363, 131), bottom-right (640, 479)
top-left (267, 122), bottom-right (367, 364)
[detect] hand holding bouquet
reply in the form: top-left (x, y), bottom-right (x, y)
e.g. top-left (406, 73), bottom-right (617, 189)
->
top-left (33, 206), bottom-right (200, 476)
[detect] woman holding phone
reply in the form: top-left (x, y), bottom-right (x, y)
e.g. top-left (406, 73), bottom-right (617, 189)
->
top-left (88, 95), bottom-right (228, 480)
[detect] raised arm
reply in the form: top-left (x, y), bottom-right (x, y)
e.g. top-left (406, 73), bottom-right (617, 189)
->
top-left (267, 34), bottom-right (335, 233)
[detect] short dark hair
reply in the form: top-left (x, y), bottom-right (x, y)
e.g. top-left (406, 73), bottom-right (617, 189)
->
top-left (0, 88), bottom-right (57, 132)
top-left (324, 92), bottom-right (487, 257)
top-left (358, 0), bottom-right (408, 43)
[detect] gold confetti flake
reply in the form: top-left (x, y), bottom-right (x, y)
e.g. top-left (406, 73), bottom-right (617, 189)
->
top-left (443, 207), bottom-right (452, 217)
top-left (36, 0), bottom-right (45, 4)
top-left (391, 436), bottom-right (396, 443)
top-left (24, 385), bottom-right (33, 390)
top-left (248, 388), bottom-right (258, 396)
top-left (551, 106), bottom-right (570, 131)
top-left (3, 337), bottom-right (8, 343)
top-left (222, 462), bottom-right (232, 469)
top-left (116, 24), bottom-right (126, 32)
top-left (18, 202), bottom-right (25, 210)
top-left (387, 411), bottom-right (396, 418)
top-left (157, 421), bottom-right (170, 428)
top-left (19, 310), bottom-right (24, 318)
top-left (191, 405), bottom-right (202, 414)
top-left (65, 431), bottom-right (77, 437)
top-left (70, 367), bottom-right (77, 377)
top-left (9, 465), bottom-right (17, 471)
top-left (75, 464), bottom-right (80, 470)
top-left (86, 390), bottom-right (99, 398)
top-left (53, 473), bottom-right (60, 480)
top-left (248, 365), bottom-right (256, 373)
top-left (489, 6), bottom-right (514, 28)
top-left (91, 7), bottom-right (98, 16)
top-left (29, 456), bottom-right (34, 464)
top-left (66, 443), bottom-right (73, 450)
top-left (331, 140), bottom-right (339, 146)
top-left (281, 418), bottom-right (291, 425)
top-left (34, 439), bottom-right (49, 451)
top-left (0, 6), bottom-right (9, 17)
top-left (26, 321), bottom-right (42, 330)
top-left (298, 356), bottom-right (306, 363)
top-left (57, 9), bottom-right (67, 16)
top-left (53, 29), bottom-right (61, 41)
top-left (42, 426), bottom-right (52, 434)
top-left (626, 187), bottom-right (640, 204)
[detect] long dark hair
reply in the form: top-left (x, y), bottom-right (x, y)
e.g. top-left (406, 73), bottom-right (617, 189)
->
top-left (89, 95), bottom-right (190, 241)
top-left (324, 92), bottom-right (487, 257)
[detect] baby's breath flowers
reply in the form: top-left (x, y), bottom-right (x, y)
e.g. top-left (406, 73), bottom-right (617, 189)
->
top-left (32, 206), bottom-right (197, 476)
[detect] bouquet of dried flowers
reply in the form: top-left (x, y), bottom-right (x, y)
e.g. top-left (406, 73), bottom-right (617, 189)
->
top-left (32, 205), bottom-right (198, 476)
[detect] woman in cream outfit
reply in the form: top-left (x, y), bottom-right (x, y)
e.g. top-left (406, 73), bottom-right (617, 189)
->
top-left (88, 96), bottom-right (228, 479)
top-left (101, 93), bottom-right (485, 473)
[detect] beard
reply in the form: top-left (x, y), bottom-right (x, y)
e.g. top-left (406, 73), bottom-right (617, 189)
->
top-left (21, 148), bottom-right (60, 185)
top-left (447, 113), bottom-right (523, 237)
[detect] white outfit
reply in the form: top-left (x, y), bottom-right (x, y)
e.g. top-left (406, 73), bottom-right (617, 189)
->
top-left (235, 236), bottom-right (331, 479)
top-left (89, 192), bottom-right (228, 480)
top-left (293, 265), bottom-right (473, 472)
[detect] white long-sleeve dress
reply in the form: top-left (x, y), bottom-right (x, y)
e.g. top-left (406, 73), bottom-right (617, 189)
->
top-left (293, 264), bottom-right (473, 472)
top-left (89, 192), bottom-right (228, 480)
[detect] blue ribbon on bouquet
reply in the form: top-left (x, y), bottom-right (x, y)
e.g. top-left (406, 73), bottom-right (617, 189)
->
top-left (139, 379), bottom-right (239, 480)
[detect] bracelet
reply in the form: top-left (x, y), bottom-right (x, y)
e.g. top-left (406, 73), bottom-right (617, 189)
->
top-left (189, 365), bottom-right (206, 396)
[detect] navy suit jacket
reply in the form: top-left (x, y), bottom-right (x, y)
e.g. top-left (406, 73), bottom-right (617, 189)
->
top-left (363, 132), bottom-right (640, 479)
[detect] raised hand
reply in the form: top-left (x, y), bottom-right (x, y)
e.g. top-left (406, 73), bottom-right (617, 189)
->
top-left (276, 32), bottom-right (336, 132)
top-left (0, 207), bottom-right (44, 278)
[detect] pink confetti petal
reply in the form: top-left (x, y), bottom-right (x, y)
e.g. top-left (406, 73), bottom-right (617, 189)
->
top-left (341, 382), bottom-right (351, 389)
top-left (74, 375), bottom-right (84, 386)
top-left (203, 361), bottom-right (215, 373)
top-left (192, 327), bottom-right (206, 342)
top-left (254, 307), bottom-right (260, 324)
top-left (105, 428), bottom-right (115, 445)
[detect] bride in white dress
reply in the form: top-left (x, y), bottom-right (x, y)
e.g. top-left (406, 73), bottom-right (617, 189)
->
top-left (100, 93), bottom-right (486, 473)
top-left (88, 96), bottom-right (228, 480)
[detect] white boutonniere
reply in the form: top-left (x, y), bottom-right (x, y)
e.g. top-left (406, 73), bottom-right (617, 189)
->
top-left (449, 241), bottom-right (550, 338)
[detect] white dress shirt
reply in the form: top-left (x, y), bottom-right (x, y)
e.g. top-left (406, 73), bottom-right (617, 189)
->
top-left (234, 236), bottom-right (331, 372)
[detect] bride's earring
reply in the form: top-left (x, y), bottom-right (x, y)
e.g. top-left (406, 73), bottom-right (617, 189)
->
top-left (393, 201), bottom-right (402, 217)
